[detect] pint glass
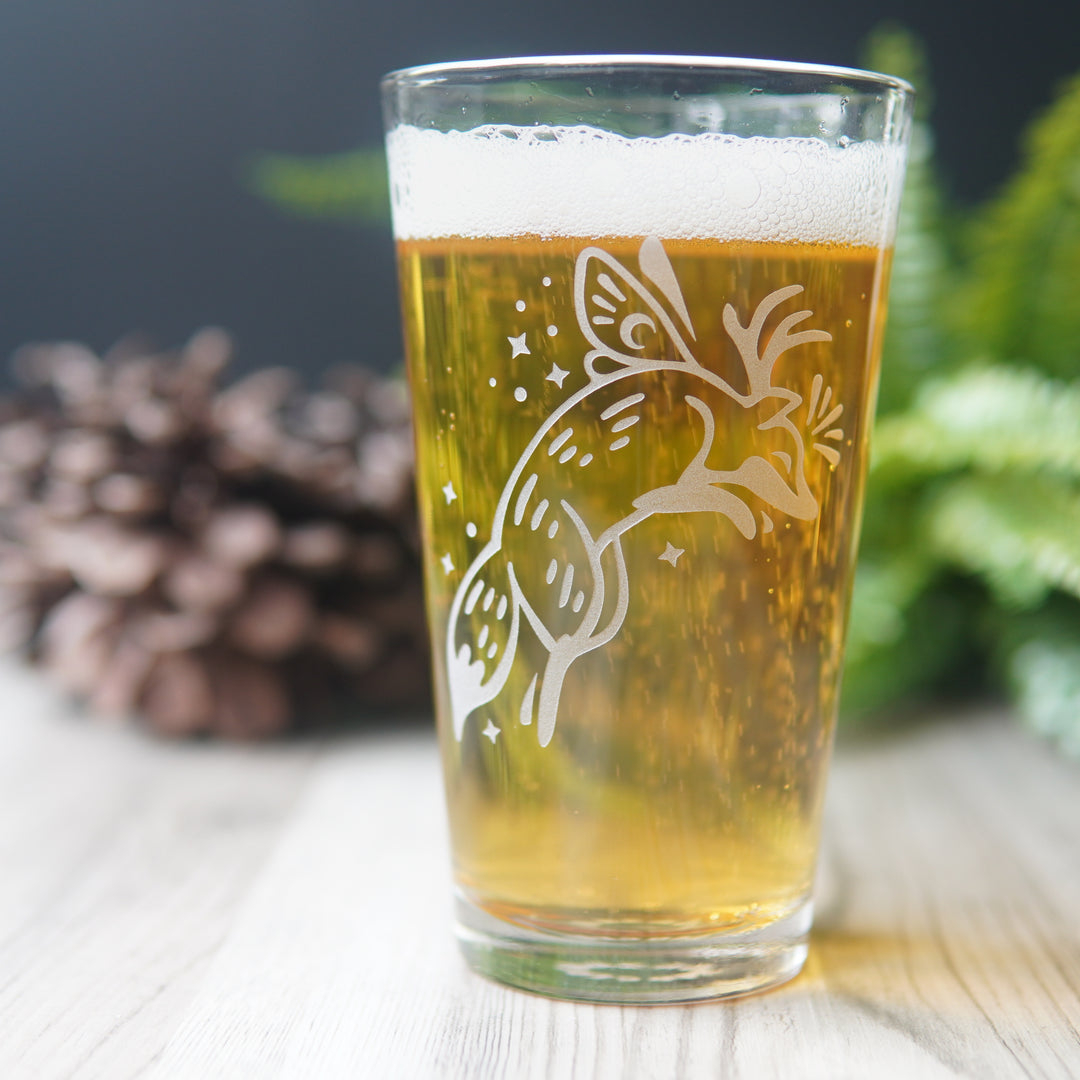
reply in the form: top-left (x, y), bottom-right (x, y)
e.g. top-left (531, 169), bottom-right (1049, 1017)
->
top-left (382, 56), bottom-right (911, 1003)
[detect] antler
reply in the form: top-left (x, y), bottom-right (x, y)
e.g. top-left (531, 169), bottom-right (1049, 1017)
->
top-left (723, 285), bottom-right (832, 400)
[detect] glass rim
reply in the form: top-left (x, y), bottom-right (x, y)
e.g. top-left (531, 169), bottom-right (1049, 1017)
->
top-left (381, 54), bottom-right (914, 97)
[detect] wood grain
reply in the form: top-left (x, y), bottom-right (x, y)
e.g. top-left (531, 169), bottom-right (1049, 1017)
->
top-left (0, 664), bottom-right (320, 1080)
top-left (0, 661), bottom-right (1077, 1079)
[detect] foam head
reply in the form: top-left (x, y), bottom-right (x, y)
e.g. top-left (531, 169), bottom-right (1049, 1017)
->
top-left (386, 124), bottom-right (905, 246)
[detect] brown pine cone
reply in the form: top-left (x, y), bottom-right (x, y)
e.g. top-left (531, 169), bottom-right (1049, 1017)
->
top-left (0, 330), bottom-right (429, 739)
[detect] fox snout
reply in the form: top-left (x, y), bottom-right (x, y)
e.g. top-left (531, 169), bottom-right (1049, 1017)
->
top-left (633, 389), bottom-right (816, 538)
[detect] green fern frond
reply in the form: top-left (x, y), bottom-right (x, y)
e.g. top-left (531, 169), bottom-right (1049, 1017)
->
top-left (872, 367), bottom-right (1080, 484)
top-left (848, 37), bottom-right (1080, 740)
top-left (246, 148), bottom-right (390, 224)
top-left (960, 73), bottom-right (1080, 377)
top-left (1006, 615), bottom-right (1080, 755)
top-left (846, 555), bottom-right (935, 659)
top-left (842, 574), bottom-right (972, 718)
top-left (926, 474), bottom-right (1080, 608)
top-left (861, 21), bottom-right (934, 122)
top-left (861, 24), bottom-right (956, 415)
top-left (873, 126), bottom-right (955, 415)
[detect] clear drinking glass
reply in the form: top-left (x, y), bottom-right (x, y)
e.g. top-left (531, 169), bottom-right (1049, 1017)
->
top-left (382, 55), bottom-right (912, 1003)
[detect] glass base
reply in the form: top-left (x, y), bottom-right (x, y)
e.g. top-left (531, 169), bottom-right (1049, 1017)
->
top-left (455, 893), bottom-right (812, 1004)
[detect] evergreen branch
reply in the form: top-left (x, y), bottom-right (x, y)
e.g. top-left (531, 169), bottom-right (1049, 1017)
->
top-left (246, 148), bottom-right (390, 224)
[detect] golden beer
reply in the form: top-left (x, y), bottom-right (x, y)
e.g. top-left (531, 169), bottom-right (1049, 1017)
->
top-left (399, 235), bottom-right (889, 943)
top-left (383, 70), bottom-right (910, 999)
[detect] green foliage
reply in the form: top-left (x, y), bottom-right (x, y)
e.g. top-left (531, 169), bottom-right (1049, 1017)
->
top-left (247, 149), bottom-right (390, 224)
top-left (873, 124), bottom-right (954, 416)
top-left (960, 73), bottom-right (1080, 378)
top-left (862, 24), bottom-right (954, 416)
top-left (843, 33), bottom-right (1080, 753)
top-left (862, 22), bottom-right (934, 122)
top-left (1010, 634), bottom-right (1080, 757)
top-left (842, 558), bottom-right (969, 717)
top-left (873, 367), bottom-right (1080, 484)
top-left (925, 474), bottom-right (1080, 608)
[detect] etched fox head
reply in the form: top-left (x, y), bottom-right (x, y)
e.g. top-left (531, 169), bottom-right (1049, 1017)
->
top-left (575, 238), bottom-right (836, 537)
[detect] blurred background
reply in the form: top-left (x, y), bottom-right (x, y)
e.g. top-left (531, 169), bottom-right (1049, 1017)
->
top-left (2, 10), bottom-right (1077, 1065)
top-left (1, 0), bottom-right (1075, 374)
top-left (2, 0), bottom-right (1080, 743)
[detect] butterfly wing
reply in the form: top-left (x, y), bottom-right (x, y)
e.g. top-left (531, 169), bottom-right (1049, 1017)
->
top-left (574, 238), bottom-right (699, 376)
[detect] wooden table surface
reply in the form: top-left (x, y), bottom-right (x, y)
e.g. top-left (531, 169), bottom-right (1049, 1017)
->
top-left (1, 660), bottom-right (1078, 1080)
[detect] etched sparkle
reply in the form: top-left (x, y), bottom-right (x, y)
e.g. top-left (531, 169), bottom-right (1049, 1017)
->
top-left (659, 542), bottom-right (685, 567)
top-left (482, 719), bottom-right (501, 743)
top-left (442, 482), bottom-right (457, 504)
top-left (440, 552), bottom-right (455, 574)
top-left (508, 333), bottom-right (531, 359)
top-left (545, 363), bottom-right (569, 388)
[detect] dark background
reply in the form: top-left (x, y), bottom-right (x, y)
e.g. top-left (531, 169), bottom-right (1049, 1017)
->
top-left (0, 0), bottom-right (1073, 377)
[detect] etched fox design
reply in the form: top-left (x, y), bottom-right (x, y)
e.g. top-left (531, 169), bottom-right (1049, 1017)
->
top-left (447, 237), bottom-right (840, 747)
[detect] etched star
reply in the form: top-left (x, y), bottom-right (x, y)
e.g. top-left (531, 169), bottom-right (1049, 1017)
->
top-left (482, 719), bottom-right (501, 743)
top-left (508, 333), bottom-right (531, 359)
top-left (659, 542), bottom-right (685, 567)
top-left (440, 552), bottom-right (455, 575)
top-left (545, 363), bottom-right (569, 388)
top-left (442, 481), bottom-right (457, 504)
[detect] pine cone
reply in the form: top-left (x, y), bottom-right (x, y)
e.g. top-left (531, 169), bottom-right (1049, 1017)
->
top-left (0, 330), bottom-right (429, 738)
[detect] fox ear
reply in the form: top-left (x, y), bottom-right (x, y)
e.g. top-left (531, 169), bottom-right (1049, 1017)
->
top-left (638, 236), bottom-right (696, 336)
top-left (574, 238), bottom-right (697, 378)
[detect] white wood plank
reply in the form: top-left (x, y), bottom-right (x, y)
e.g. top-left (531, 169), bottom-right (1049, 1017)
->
top-left (149, 731), bottom-right (459, 1079)
top-left (147, 712), bottom-right (1080, 1080)
top-left (0, 662), bottom-right (321, 1080)
top-left (2, 660), bottom-right (1077, 1080)
top-left (808, 719), bottom-right (1080, 1080)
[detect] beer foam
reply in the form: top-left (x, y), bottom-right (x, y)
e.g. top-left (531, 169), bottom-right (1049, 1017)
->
top-left (386, 125), bottom-right (904, 246)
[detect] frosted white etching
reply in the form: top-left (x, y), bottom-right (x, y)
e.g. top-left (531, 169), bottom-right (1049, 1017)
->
top-left (545, 363), bottom-right (569, 388)
top-left (448, 237), bottom-right (842, 748)
top-left (659, 542), bottom-right (684, 567)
